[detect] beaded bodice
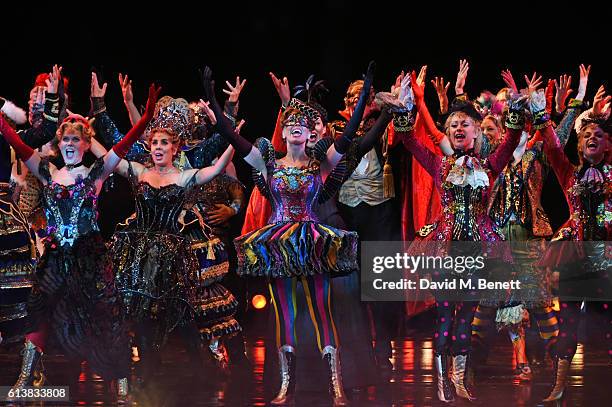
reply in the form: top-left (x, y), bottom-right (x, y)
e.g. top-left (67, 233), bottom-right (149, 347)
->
top-left (268, 163), bottom-right (322, 223)
top-left (40, 159), bottom-right (102, 246)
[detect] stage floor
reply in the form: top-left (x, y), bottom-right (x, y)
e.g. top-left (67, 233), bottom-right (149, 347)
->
top-left (1, 328), bottom-right (610, 407)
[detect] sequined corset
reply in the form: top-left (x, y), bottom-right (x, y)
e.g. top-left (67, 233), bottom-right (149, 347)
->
top-left (42, 178), bottom-right (100, 246)
top-left (491, 163), bottom-right (530, 228)
top-left (268, 164), bottom-right (321, 223)
top-left (443, 184), bottom-right (486, 241)
top-left (134, 182), bottom-right (186, 234)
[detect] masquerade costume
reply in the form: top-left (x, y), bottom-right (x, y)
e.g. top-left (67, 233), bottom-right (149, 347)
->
top-left (107, 98), bottom-right (239, 371)
top-left (202, 64), bottom-right (383, 405)
top-left (331, 78), bottom-right (411, 369)
top-left (401, 90), bottom-right (525, 402)
top-left (538, 113), bottom-right (611, 402)
top-left (471, 101), bottom-right (585, 378)
top-left (243, 93), bottom-right (390, 390)
top-left (181, 174), bottom-right (243, 362)
top-left (0, 105), bottom-right (153, 389)
top-left (0, 96), bottom-right (58, 344)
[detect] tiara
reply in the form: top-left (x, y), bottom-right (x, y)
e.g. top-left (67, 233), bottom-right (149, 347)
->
top-left (144, 96), bottom-right (193, 141)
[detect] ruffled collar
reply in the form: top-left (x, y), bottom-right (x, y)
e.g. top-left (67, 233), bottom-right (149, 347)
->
top-left (577, 161), bottom-right (609, 194)
top-left (446, 152), bottom-right (489, 188)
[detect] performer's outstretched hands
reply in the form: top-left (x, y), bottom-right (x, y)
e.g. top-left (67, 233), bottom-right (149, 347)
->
top-left (269, 72), bottom-right (290, 106)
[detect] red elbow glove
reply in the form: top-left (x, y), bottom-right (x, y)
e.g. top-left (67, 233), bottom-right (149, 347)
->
top-left (112, 84), bottom-right (161, 158)
top-left (0, 115), bottom-right (34, 161)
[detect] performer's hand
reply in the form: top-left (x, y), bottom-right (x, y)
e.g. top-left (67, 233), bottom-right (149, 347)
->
top-left (592, 85), bottom-right (611, 116)
top-left (118, 73), bottom-right (134, 105)
top-left (269, 72), bottom-right (290, 107)
top-left (391, 71), bottom-right (405, 95)
top-left (46, 65), bottom-right (62, 94)
top-left (399, 73), bottom-right (415, 111)
top-left (207, 203), bottom-right (236, 225)
top-left (431, 76), bottom-right (450, 113)
top-left (576, 64), bottom-right (591, 101)
top-left (363, 60), bottom-right (376, 94)
top-left (91, 72), bottom-right (107, 98)
top-left (198, 100), bottom-right (217, 125)
top-left (554, 74), bottom-right (572, 112)
top-left (201, 66), bottom-right (216, 102)
top-left (501, 69), bottom-right (518, 93)
top-left (524, 72), bottom-right (543, 95)
top-left (416, 65), bottom-right (427, 88)
top-left (529, 89), bottom-right (547, 114)
top-left (223, 76), bottom-right (247, 103)
top-left (411, 70), bottom-right (425, 104)
top-left (235, 119), bottom-right (246, 134)
top-left (455, 59), bottom-right (469, 95)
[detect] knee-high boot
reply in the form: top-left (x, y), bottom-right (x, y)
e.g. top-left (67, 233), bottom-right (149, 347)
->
top-left (270, 345), bottom-right (296, 405)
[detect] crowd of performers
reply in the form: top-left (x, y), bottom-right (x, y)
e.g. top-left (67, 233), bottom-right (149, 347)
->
top-left (0, 59), bottom-right (610, 405)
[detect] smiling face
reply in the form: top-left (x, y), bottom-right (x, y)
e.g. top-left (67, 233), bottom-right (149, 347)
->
top-left (579, 124), bottom-right (609, 165)
top-left (305, 116), bottom-right (327, 148)
top-left (281, 108), bottom-right (315, 148)
top-left (446, 112), bottom-right (479, 151)
top-left (149, 130), bottom-right (179, 167)
top-left (282, 123), bottom-right (311, 146)
top-left (481, 116), bottom-right (502, 145)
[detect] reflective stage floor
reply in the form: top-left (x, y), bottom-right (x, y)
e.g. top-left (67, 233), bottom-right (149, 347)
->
top-left (1, 315), bottom-right (610, 406)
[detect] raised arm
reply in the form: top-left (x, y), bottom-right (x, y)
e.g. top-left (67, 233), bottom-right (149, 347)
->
top-left (91, 72), bottom-right (148, 162)
top-left (187, 82), bottom-right (243, 169)
top-left (201, 67), bottom-right (266, 177)
top-left (182, 145), bottom-right (235, 186)
top-left (412, 71), bottom-right (454, 155)
top-left (556, 64), bottom-right (591, 146)
top-left (401, 127), bottom-right (442, 180)
top-left (99, 84), bottom-right (161, 181)
top-left (119, 73), bottom-right (142, 126)
top-left (0, 114), bottom-right (45, 183)
top-left (431, 75), bottom-right (450, 115)
top-left (19, 65), bottom-right (62, 148)
top-left (486, 93), bottom-right (529, 176)
top-left (321, 61), bottom-right (376, 179)
top-left (454, 59), bottom-right (469, 97)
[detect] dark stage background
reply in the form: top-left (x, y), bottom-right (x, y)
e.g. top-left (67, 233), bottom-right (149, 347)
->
top-left (3, 3), bottom-right (610, 236)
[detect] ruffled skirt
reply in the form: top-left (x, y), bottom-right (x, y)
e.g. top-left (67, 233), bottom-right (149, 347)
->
top-left (0, 187), bottom-right (36, 343)
top-left (28, 233), bottom-right (129, 379)
top-left (189, 237), bottom-right (240, 340)
top-left (111, 230), bottom-right (240, 346)
top-left (234, 221), bottom-right (358, 279)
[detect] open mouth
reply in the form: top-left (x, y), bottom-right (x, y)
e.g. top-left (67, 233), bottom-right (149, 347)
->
top-left (65, 148), bottom-right (75, 160)
top-left (308, 133), bottom-right (317, 142)
top-left (153, 151), bottom-right (164, 159)
top-left (587, 141), bottom-right (598, 150)
top-left (454, 133), bottom-right (466, 142)
top-left (291, 129), bottom-right (303, 136)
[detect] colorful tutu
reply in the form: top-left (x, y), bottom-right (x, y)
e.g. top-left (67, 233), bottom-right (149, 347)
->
top-left (235, 220), bottom-right (358, 278)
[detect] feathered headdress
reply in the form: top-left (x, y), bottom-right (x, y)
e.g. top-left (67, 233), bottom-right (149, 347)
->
top-left (294, 74), bottom-right (329, 122)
